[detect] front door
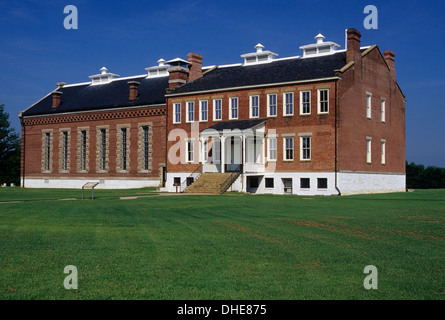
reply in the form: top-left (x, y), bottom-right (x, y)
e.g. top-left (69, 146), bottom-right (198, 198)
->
top-left (226, 137), bottom-right (242, 172)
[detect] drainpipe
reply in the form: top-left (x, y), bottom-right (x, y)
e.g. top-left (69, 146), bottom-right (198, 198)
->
top-left (334, 79), bottom-right (341, 196)
top-left (19, 112), bottom-right (25, 188)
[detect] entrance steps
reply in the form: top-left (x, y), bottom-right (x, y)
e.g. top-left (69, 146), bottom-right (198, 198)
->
top-left (186, 172), bottom-right (240, 194)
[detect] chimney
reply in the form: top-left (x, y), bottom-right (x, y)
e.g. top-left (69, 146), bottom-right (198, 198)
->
top-left (384, 50), bottom-right (396, 80)
top-left (128, 81), bottom-right (140, 101)
top-left (187, 52), bottom-right (203, 82)
top-left (52, 91), bottom-right (62, 109)
top-left (166, 58), bottom-right (190, 90)
top-left (346, 28), bottom-right (362, 63)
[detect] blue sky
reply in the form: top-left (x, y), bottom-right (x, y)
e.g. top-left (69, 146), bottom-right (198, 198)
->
top-left (1, 0), bottom-right (444, 167)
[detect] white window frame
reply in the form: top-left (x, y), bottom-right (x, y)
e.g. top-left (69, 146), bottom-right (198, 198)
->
top-left (267, 94), bottom-right (277, 117)
top-left (173, 103), bottom-right (181, 124)
top-left (300, 90), bottom-right (311, 115)
top-left (366, 137), bottom-right (372, 164)
top-left (366, 92), bottom-right (372, 119)
top-left (186, 139), bottom-right (194, 163)
top-left (318, 89), bottom-right (329, 114)
top-left (250, 95), bottom-right (260, 118)
top-left (381, 98), bottom-right (386, 123)
top-left (229, 97), bottom-right (239, 120)
top-left (267, 137), bottom-right (277, 162)
top-left (300, 136), bottom-right (311, 161)
top-left (199, 100), bottom-right (208, 122)
top-left (186, 101), bottom-right (195, 123)
top-left (213, 99), bottom-right (222, 121)
top-left (381, 139), bottom-right (386, 165)
top-left (283, 136), bottom-right (294, 161)
top-left (283, 92), bottom-right (294, 116)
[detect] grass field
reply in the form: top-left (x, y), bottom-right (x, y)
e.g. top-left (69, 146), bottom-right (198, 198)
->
top-left (0, 188), bottom-right (444, 300)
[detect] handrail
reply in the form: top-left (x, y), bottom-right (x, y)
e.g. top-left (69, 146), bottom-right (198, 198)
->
top-left (220, 172), bottom-right (241, 194)
top-left (180, 164), bottom-right (202, 193)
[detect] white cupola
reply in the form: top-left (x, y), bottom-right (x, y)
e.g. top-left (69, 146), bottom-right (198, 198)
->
top-left (89, 66), bottom-right (119, 84)
top-left (145, 58), bottom-right (170, 78)
top-left (299, 33), bottom-right (341, 58)
top-left (241, 43), bottom-right (278, 65)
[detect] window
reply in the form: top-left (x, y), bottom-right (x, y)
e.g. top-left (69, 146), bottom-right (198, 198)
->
top-left (300, 136), bottom-right (311, 161)
top-left (283, 178), bottom-right (293, 194)
top-left (121, 128), bottom-right (128, 171)
top-left (186, 177), bottom-right (194, 187)
top-left (200, 100), bottom-right (208, 122)
top-left (187, 140), bottom-right (194, 163)
top-left (187, 101), bottom-right (195, 123)
top-left (318, 89), bottom-right (329, 114)
top-left (174, 103), bottom-right (181, 124)
top-left (100, 129), bottom-right (107, 171)
top-left (213, 99), bottom-right (222, 121)
top-left (317, 178), bottom-right (328, 189)
top-left (268, 137), bottom-right (277, 161)
top-left (80, 130), bottom-right (87, 171)
top-left (284, 92), bottom-right (294, 116)
top-left (268, 94), bottom-right (277, 117)
top-left (265, 178), bottom-right (274, 189)
top-left (62, 131), bottom-right (69, 171)
top-left (381, 140), bottom-right (386, 165)
top-left (300, 91), bottom-right (311, 115)
top-left (381, 98), bottom-right (386, 123)
top-left (366, 137), bottom-right (372, 164)
top-left (250, 95), bottom-right (259, 118)
top-left (173, 177), bottom-right (181, 186)
top-left (230, 97), bottom-right (238, 119)
top-left (300, 178), bottom-right (310, 189)
top-left (143, 126), bottom-right (150, 170)
top-left (366, 93), bottom-right (372, 119)
top-left (213, 139), bottom-right (221, 163)
top-left (44, 132), bottom-right (51, 171)
top-left (284, 137), bottom-right (294, 161)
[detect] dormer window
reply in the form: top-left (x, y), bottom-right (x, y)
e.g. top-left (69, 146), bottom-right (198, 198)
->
top-left (145, 58), bottom-right (170, 78)
top-left (299, 33), bottom-right (341, 58)
top-left (89, 67), bottom-right (119, 85)
top-left (241, 43), bottom-right (278, 66)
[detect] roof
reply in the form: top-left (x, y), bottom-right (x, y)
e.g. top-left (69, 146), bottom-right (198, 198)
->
top-left (168, 51), bottom-right (351, 96)
top-left (202, 119), bottom-right (267, 133)
top-left (22, 75), bottom-right (169, 117)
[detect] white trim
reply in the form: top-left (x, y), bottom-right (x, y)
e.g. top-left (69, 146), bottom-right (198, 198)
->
top-left (229, 97), bottom-right (239, 120)
top-left (283, 136), bottom-right (294, 161)
top-left (283, 92), bottom-right (294, 116)
top-left (267, 137), bottom-right (277, 162)
top-left (317, 88), bottom-right (329, 114)
top-left (381, 140), bottom-right (386, 165)
top-left (249, 95), bottom-right (260, 119)
top-left (366, 92), bottom-right (372, 119)
top-left (300, 135), bottom-right (311, 161)
top-left (199, 100), bottom-right (208, 122)
top-left (186, 101), bottom-right (195, 123)
top-left (267, 93), bottom-right (278, 117)
top-left (213, 98), bottom-right (222, 121)
top-left (381, 97), bottom-right (386, 123)
top-left (366, 137), bottom-right (372, 164)
top-left (173, 102), bottom-right (181, 124)
top-left (300, 90), bottom-right (311, 115)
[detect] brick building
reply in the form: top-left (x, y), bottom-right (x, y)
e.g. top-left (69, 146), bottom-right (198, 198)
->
top-left (20, 28), bottom-right (406, 195)
top-left (164, 29), bottom-right (406, 195)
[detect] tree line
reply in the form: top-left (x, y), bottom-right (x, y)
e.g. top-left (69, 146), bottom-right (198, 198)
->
top-left (406, 161), bottom-right (445, 189)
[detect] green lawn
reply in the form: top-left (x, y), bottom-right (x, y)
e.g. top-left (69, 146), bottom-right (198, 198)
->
top-left (0, 188), bottom-right (444, 300)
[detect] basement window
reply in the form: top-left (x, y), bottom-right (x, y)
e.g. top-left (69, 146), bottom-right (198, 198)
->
top-left (300, 178), bottom-right (310, 189)
top-left (317, 178), bottom-right (328, 189)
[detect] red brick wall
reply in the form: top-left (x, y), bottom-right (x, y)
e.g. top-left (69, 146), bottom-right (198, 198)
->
top-left (337, 47), bottom-right (406, 174)
top-left (21, 106), bottom-right (167, 181)
top-left (166, 82), bottom-right (337, 173)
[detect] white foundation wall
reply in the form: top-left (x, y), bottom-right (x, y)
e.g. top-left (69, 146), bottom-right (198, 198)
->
top-left (23, 177), bottom-right (161, 189)
top-left (337, 172), bottom-right (406, 195)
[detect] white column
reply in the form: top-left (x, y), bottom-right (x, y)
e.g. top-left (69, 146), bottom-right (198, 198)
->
top-left (241, 135), bottom-right (246, 173)
top-left (221, 136), bottom-right (226, 173)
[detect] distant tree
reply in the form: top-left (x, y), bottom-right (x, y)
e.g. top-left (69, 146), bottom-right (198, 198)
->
top-left (406, 161), bottom-right (445, 189)
top-left (0, 104), bottom-right (21, 186)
